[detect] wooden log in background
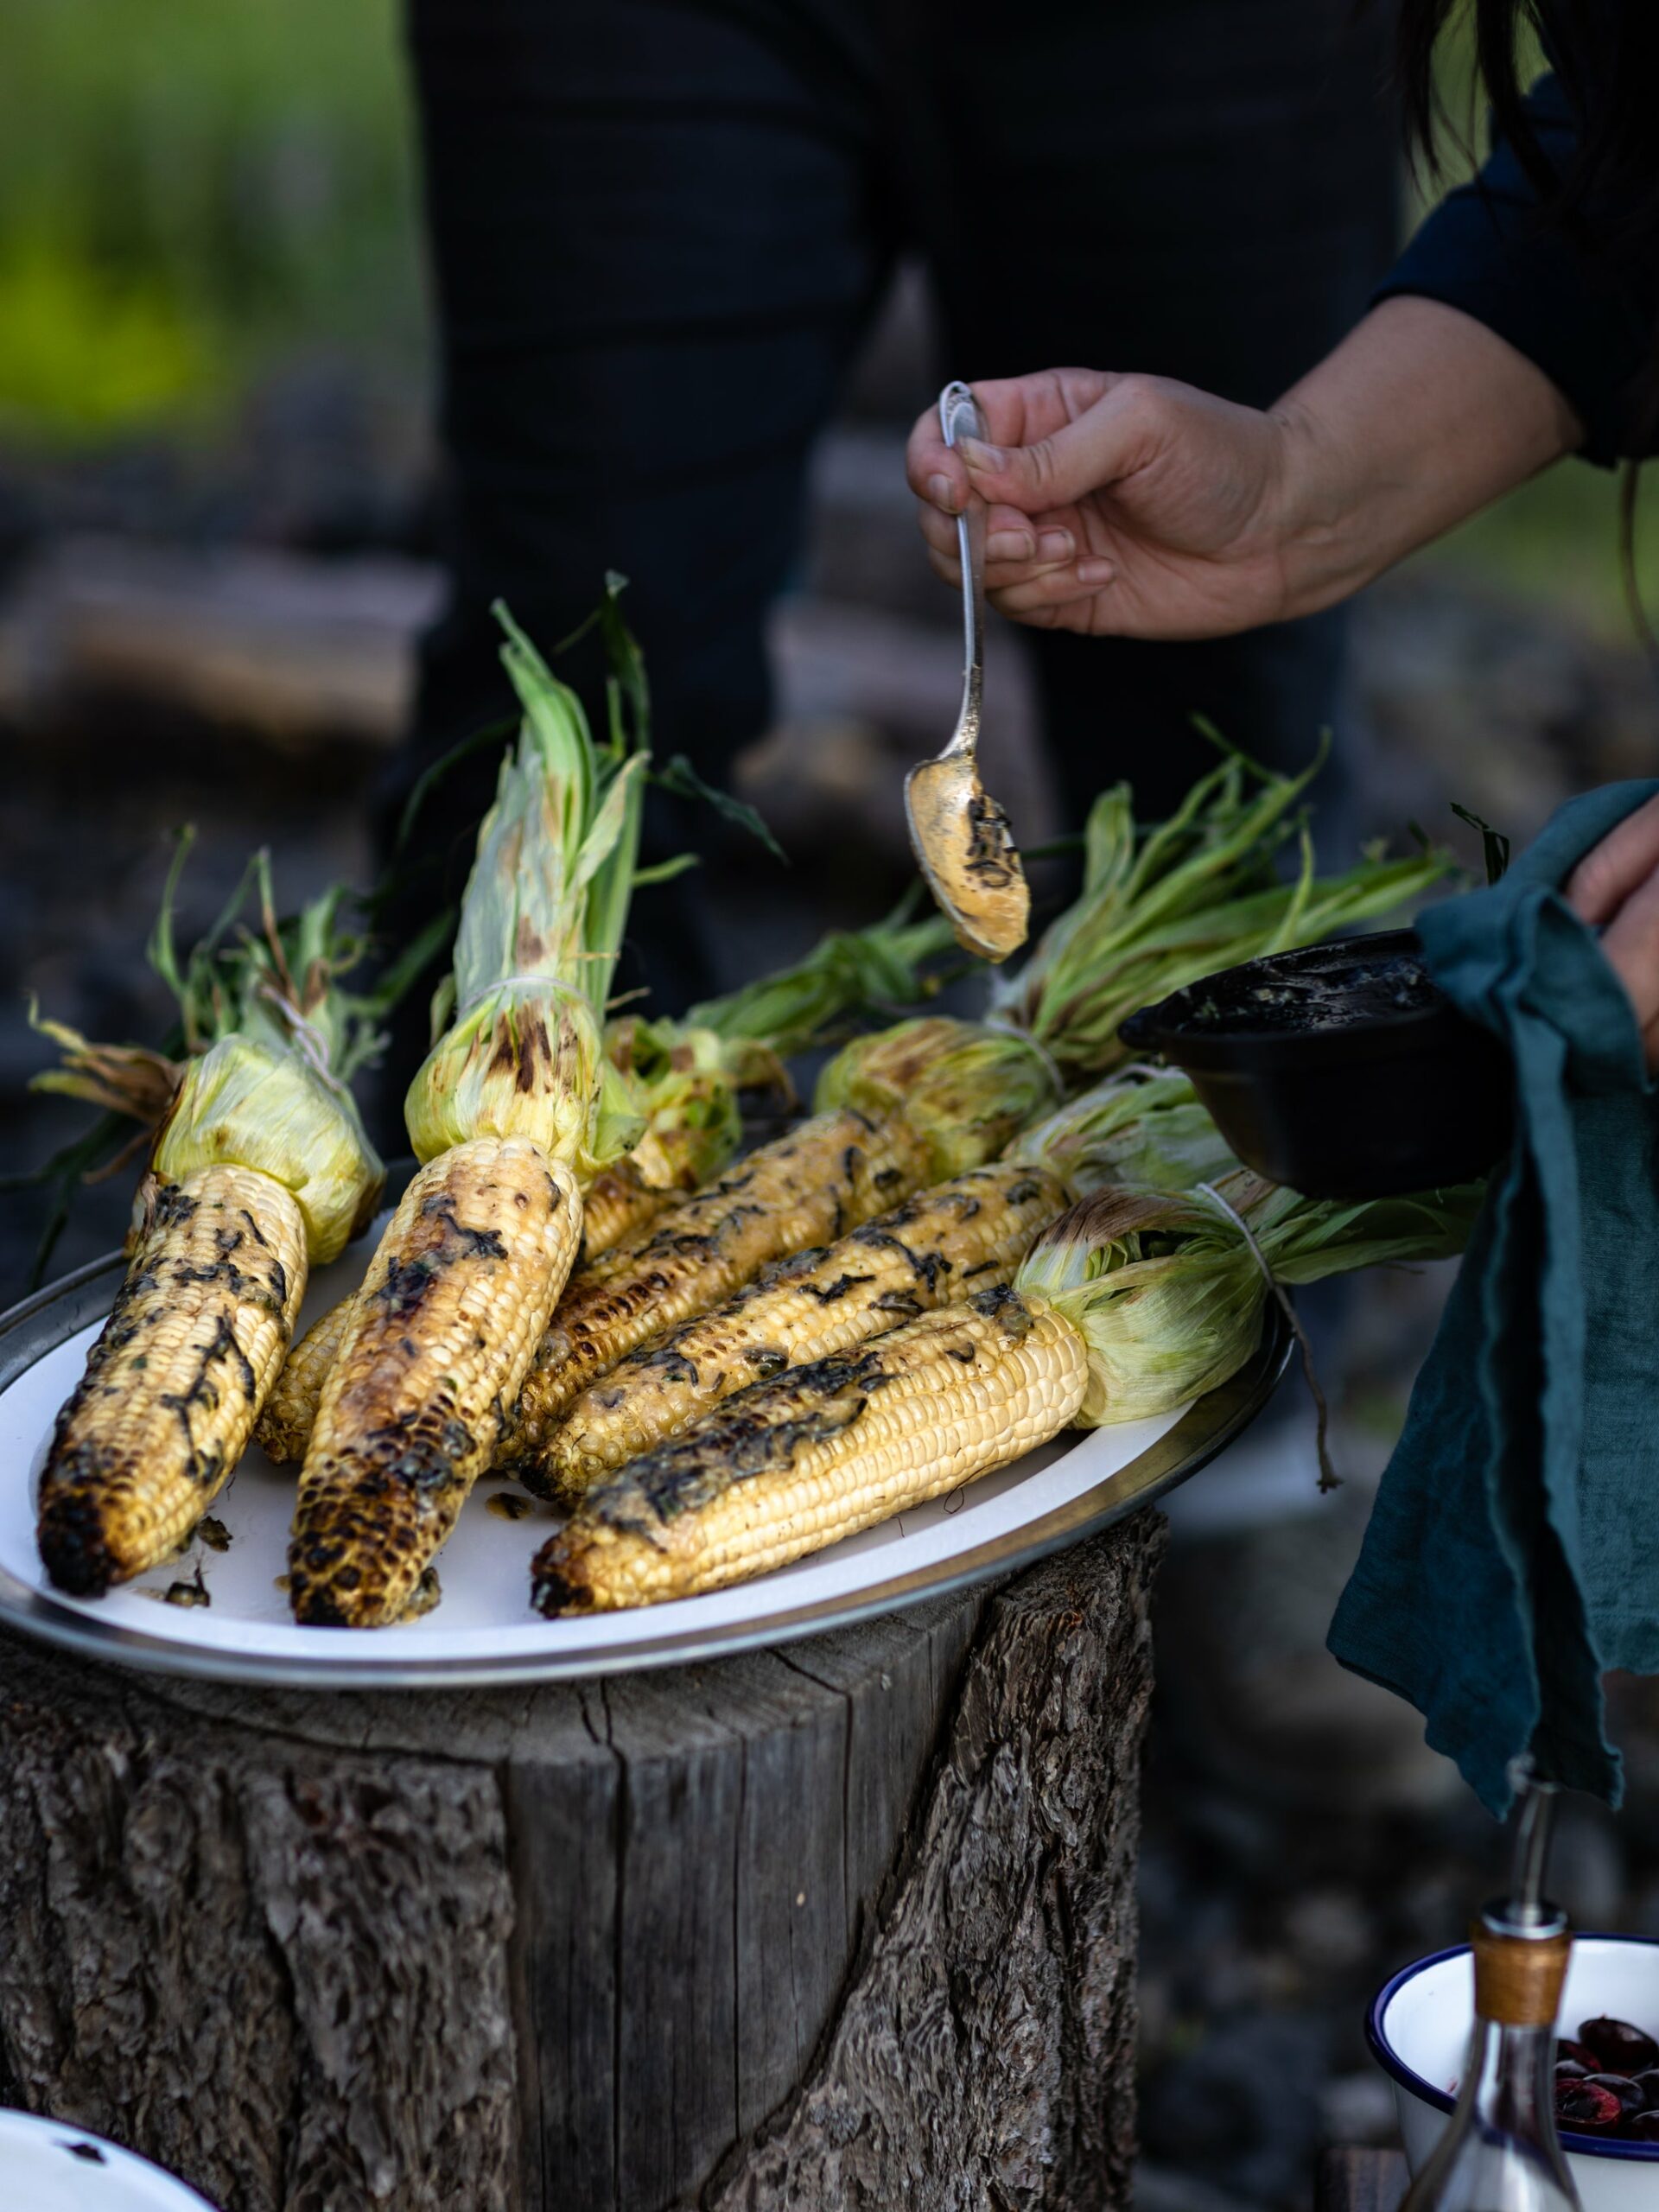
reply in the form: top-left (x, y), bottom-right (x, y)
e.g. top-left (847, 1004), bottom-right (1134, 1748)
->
top-left (0, 1519), bottom-right (1164, 2212)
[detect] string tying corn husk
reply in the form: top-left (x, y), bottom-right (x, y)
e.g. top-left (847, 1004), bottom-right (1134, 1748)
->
top-left (1018, 1172), bottom-right (1483, 1427)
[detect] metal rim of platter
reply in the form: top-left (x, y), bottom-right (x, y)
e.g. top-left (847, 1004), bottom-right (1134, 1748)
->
top-left (0, 1245), bottom-right (1291, 1690)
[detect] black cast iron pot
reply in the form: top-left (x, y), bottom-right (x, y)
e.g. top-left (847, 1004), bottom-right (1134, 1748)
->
top-left (1117, 929), bottom-right (1512, 1199)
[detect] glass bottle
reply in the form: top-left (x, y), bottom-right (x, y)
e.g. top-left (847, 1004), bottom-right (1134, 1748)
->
top-left (1402, 1776), bottom-right (1580, 2212)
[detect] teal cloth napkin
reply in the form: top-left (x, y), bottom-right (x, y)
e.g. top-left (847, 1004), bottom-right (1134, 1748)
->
top-left (1327, 782), bottom-right (1659, 1817)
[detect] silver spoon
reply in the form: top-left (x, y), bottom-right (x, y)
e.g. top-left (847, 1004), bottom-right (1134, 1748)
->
top-left (904, 380), bottom-right (1031, 964)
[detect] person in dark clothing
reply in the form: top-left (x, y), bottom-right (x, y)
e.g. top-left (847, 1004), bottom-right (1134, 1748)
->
top-left (388, 0), bottom-right (1400, 1035)
top-left (906, 0), bottom-right (1659, 1058)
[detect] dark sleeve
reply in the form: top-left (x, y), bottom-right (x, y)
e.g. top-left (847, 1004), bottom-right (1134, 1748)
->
top-left (1376, 74), bottom-right (1658, 466)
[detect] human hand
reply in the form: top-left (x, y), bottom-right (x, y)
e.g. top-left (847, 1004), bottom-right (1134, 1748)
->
top-left (1566, 793), bottom-right (1659, 1068)
top-left (906, 366), bottom-right (1302, 639)
top-left (906, 304), bottom-right (1586, 644)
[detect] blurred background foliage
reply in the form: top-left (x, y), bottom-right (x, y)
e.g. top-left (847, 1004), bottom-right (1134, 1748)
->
top-left (0, 0), bottom-right (422, 442)
top-left (3, 0), bottom-right (1655, 637)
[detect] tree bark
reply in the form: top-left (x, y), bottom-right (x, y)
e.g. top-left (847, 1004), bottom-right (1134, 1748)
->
top-left (0, 1517), bottom-right (1164, 2212)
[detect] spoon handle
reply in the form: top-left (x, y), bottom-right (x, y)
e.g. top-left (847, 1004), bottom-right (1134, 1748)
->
top-left (939, 380), bottom-right (985, 755)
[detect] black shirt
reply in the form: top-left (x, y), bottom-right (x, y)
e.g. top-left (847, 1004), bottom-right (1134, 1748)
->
top-left (1379, 72), bottom-right (1657, 464)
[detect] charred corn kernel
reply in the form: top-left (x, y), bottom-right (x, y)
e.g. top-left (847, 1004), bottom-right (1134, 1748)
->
top-left (580, 1160), bottom-right (678, 1263)
top-left (501, 1107), bottom-right (932, 1484)
top-left (255, 1293), bottom-right (355, 1464)
top-left (531, 1285), bottom-right (1087, 1613)
top-left (289, 1135), bottom-right (580, 1627)
top-left (37, 1165), bottom-right (307, 1595)
top-left (538, 1163), bottom-right (1067, 1498)
top-left (246, 1158), bottom-right (671, 1470)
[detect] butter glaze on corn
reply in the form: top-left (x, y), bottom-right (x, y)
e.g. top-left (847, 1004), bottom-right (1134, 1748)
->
top-left (37, 1164), bottom-right (307, 1594)
top-left (536, 1162), bottom-right (1067, 1498)
top-left (252, 1151), bottom-right (664, 1468)
top-left (501, 1106), bottom-right (931, 1484)
top-left (288, 1135), bottom-right (578, 1625)
top-left (531, 1284), bottom-right (1087, 1613)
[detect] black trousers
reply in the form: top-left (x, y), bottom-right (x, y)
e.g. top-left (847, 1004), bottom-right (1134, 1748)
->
top-left (391, 0), bottom-right (1398, 1025)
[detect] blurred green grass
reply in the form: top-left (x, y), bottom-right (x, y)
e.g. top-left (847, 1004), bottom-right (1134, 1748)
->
top-left (0, 0), bottom-right (422, 440)
top-left (3, 2), bottom-right (1653, 645)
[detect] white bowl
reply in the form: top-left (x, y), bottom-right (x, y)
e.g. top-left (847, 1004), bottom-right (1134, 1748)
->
top-left (1369, 1933), bottom-right (1659, 2212)
top-left (0, 2108), bottom-right (219, 2210)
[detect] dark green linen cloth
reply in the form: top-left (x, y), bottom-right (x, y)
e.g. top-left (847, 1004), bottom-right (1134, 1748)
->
top-left (1327, 782), bottom-right (1659, 1817)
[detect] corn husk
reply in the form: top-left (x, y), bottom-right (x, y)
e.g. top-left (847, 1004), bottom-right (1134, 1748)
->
top-left (1007, 1067), bottom-right (1236, 1195)
top-left (22, 840), bottom-right (412, 1269)
top-left (815, 1014), bottom-right (1061, 1179)
top-left (404, 593), bottom-right (650, 1171)
top-left (684, 905), bottom-right (957, 1072)
top-left (992, 749), bottom-right (1459, 1081)
top-left (1019, 1171), bottom-right (1482, 1427)
top-left (601, 1017), bottom-right (741, 1192)
top-left (152, 1037), bottom-right (381, 1265)
top-left (599, 905), bottom-right (963, 1193)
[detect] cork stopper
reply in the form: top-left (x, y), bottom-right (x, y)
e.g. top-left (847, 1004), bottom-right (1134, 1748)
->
top-left (1471, 1903), bottom-right (1572, 2029)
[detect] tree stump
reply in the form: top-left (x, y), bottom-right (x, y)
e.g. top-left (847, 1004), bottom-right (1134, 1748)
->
top-left (0, 1518), bottom-right (1165, 2212)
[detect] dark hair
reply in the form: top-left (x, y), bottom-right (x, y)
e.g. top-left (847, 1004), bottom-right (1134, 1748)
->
top-left (1392, 2), bottom-right (1659, 268)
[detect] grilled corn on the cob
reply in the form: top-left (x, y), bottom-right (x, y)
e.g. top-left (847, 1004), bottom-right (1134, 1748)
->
top-left (38, 1164), bottom-right (308, 1594)
top-left (532, 1173), bottom-right (1485, 1614)
top-left (502, 1105), bottom-right (931, 1478)
top-left (289, 1136), bottom-right (579, 1624)
top-left (531, 1285), bottom-right (1085, 1612)
top-left (535, 1162), bottom-right (1066, 1497)
top-left (253, 1151), bottom-right (666, 1466)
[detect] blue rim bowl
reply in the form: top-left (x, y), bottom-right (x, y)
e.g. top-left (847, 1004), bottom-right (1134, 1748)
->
top-left (1366, 1934), bottom-right (1659, 2164)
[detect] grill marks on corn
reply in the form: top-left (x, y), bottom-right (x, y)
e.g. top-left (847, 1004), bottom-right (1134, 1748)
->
top-left (531, 1284), bottom-right (1088, 1614)
top-left (502, 1108), bottom-right (933, 1475)
top-left (36, 1165), bottom-right (307, 1596)
top-left (531, 1163), bottom-right (1066, 1497)
top-left (287, 1135), bottom-right (581, 1627)
top-left (253, 1155), bottom-right (670, 1467)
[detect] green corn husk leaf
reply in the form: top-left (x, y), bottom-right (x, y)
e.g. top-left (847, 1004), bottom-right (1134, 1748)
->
top-left (815, 1014), bottom-right (1062, 1180)
top-left (686, 904), bottom-right (958, 1063)
top-left (1007, 1068), bottom-right (1237, 1195)
top-left (1017, 1169), bottom-right (1483, 1427)
top-left (22, 838), bottom-right (425, 1277)
top-left (991, 747), bottom-right (1460, 1080)
top-left (604, 1017), bottom-right (745, 1192)
top-left (153, 1036), bottom-right (384, 1266)
top-left (409, 591), bottom-right (653, 1167)
top-left (408, 979), bottom-right (645, 1173)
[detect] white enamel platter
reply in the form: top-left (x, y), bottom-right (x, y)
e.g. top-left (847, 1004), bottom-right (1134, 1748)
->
top-left (0, 1218), bottom-right (1287, 1689)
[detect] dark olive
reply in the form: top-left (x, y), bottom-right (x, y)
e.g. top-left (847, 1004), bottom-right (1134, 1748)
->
top-left (1580, 2017), bottom-right (1659, 2074)
top-left (1558, 2037), bottom-right (1602, 2071)
top-left (1554, 2059), bottom-right (1590, 2082)
top-left (1583, 2073), bottom-right (1647, 2114)
top-left (1631, 2068), bottom-right (1659, 2110)
top-left (1622, 2109), bottom-right (1659, 2142)
top-left (1556, 2080), bottom-right (1624, 2132)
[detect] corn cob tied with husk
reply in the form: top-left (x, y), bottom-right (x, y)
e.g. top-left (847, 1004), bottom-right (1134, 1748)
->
top-left (255, 904), bottom-right (957, 1464)
top-left (497, 1013), bottom-right (1061, 1477)
top-left (287, 588), bottom-right (653, 1627)
top-left (531, 1170), bottom-right (1484, 1614)
top-left (531, 1065), bottom-right (1237, 1497)
top-left (34, 846), bottom-right (408, 1596)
